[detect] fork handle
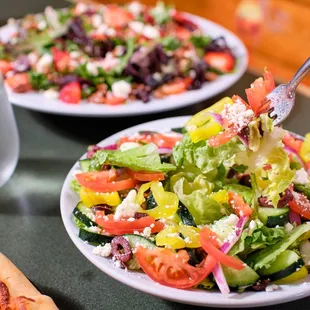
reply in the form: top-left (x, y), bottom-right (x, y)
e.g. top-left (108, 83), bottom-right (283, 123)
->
top-left (287, 57), bottom-right (310, 98)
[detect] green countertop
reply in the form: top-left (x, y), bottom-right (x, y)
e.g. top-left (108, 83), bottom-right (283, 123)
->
top-left (0, 72), bottom-right (310, 310)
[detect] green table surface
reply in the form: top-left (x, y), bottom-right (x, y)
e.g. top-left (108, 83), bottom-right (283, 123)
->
top-left (1, 72), bottom-right (310, 310)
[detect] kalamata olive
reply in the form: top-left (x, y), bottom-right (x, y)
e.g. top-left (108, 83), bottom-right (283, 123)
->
top-left (92, 204), bottom-right (113, 214)
top-left (239, 175), bottom-right (251, 187)
top-left (134, 212), bottom-right (148, 219)
top-left (252, 279), bottom-right (270, 291)
top-left (258, 189), bottom-right (293, 208)
top-left (111, 236), bottom-right (133, 264)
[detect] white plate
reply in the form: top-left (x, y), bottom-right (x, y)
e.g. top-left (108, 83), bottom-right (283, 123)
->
top-left (60, 116), bottom-right (310, 307)
top-left (8, 13), bottom-right (248, 117)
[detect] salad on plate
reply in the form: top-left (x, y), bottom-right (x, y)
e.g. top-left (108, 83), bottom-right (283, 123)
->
top-left (0, 1), bottom-right (237, 105)
top-left (70, 70), bottom-right (310, 294)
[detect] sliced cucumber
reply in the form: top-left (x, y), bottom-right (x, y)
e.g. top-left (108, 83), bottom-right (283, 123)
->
top-left (300, 240), bottom-right (310, 267)
top-left (258, 207), bottom-right (289, 227)
top-left (222, 264), bottom-right (260, 288)
top-left (160, 154), bottom-right (171, 164)
top-left (73, 201), bottom-right (97, 227)
top-left (79, 159), bottom-right (91, 172)
top-left (177, 202), bottom-right (196, 227)
top-left (79, 228), bottom-right (112, 245)
top-left (146, 193), bottom-right (157, 210)
top-left (294, 184), bottom-right (310, 199)
top-left (258, 250), bottom-right (304, 282)
top-left (124, 234), bottom-right (157, 249)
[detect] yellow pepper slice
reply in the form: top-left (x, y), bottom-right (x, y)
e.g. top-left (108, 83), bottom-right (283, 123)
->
top-left (156, 226), bottom-right (185, 249)
top-left (135, 182), bottom-right (153, 205)
top-left (79, 187), bottom-right (121, 207)
top-left (209, 190), bottom-right (229, 204)
top-left (179, 224), bottom-right (201, 248)
top-left (186, 97), bottom-right (233, 143)
top-left (273, 266), bottom-right (308, 284)
top-left (300, 133), bottom-right (310, 163)
top-left (144, 182), bottom-right (178, 219)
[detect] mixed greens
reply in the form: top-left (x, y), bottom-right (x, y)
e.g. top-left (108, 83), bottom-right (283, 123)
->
top-left (0, 1), bottom-right (236, 105)
top-left (70, 70), bottom-right (310, 293)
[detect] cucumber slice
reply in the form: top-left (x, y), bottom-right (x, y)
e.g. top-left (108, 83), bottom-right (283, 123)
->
top-left (73, 201), bottom-right (97, 227)
top-left (177, 202), bottom-right (196, 227)
top-left (258, 207), bottom-right (289, 227)
top-left (79, 228), bottom-right (112, 246)
top-left (258, 250), bottom-right (304, 282)
top-left (160, 154), bottom-right (171, 164)
top-left (222, 264), bottom-right (260, 288)
top-left (124, 234), bottom-right (157, 249)
top-left (79, 159), bottom-right (91, 172)
top-left (294, 184), bottom-right (310, 199)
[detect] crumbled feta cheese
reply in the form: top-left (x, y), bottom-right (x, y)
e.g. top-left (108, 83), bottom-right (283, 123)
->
top-left (70, 51), bottom-right (81, 59)
top-left (120, 142), bottom-right (141, 152)
top-left (129, 21), bottom-right (144, 34)
top-left (88, 226), bottom-right (102, 233)
top-left (36, 53), bottom-right (53, 73)
top-left (150, 223), bottom-right (155, 228)
top-left (114, 259), bottom-right (122, 268)
top-left (43, 89), bottom-right (59, 100)
top-left (284, 222), bottom-right (294, 233)
top-left (86, 62), bottom-right (99, 76)
top-left (223, 214), bottom-right (239, 226)
top-left (75, 3), bottom-right (88, 15)
top-left (114, 190), bottom-right (140, 220)
top-left (37, 20), bottom-right (47, 30)
top-left (142, 227), bottom-right (152, 238)
top-left (127, 217), bottom-right (135, 222)
top-left (184, 237), bottom-right (191, 244)
top-left (142, 25), bottom-right (160, 39)
top-left (183, 50), bottom-right (197, 60)
top-left (221, 102), bottom-right (254, 132)
top-left (102, 52), bottom-right (120, 71)
top-left (106, 28), bottom-right (116, 37)
top-left (249, 220), bottom-right (257, 231)
top-left (0, 24), bottom-right (18, 44)
top-left (111, 80), bottom-right (132, 98)
top-left (189, 70), bottom-right (196, 79)
top-left (265, 284), bottom-right (279, 292)
top-left (92, 14), bottom-right (103, 28)
top-left (97, 24), bottom-right (108, 35)
top-left (128, 2), bottom-right (143, 16)
top-left (114, 45), bottom-right (126, 57)
top-left (28, 52), bottom-right (39, 65)
top-left (153, 72), bottom-right (162, 81)
top-left (93, 243), bottom-right (112, 257)
top-left (293, 168), bottom-right (310, 185)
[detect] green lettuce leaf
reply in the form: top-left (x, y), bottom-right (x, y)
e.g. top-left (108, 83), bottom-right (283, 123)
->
top-left (90, 143), bottom-right (176, 173)
top-left (173, 133), bottom-right (245, 180)
top-left (230, 220), bottom-right (286, 258)
top-left (246, 223), bottom-right (310, 270)
top-left (171, 174), bottom-right (227, 224)
top-left (71, 179), bottom-right (81, 193)
top-left (236, 127), bottom-right (295, 207)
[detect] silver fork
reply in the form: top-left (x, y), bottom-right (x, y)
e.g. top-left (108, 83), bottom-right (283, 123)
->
top-left (264, 57), bottom-right (310, 126)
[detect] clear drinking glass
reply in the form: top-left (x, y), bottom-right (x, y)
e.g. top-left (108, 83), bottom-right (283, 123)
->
top-left (0, 76), bottom-right (19, 187)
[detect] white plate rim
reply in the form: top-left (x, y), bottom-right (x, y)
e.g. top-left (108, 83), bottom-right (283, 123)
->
top-left (7, 13), bottom-right (248, 117)
top-left (60, 116), bottom-right (310, 307)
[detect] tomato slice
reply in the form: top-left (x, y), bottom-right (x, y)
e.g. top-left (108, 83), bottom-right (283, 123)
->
top-left (161, 78), bottom-right (192, 95)
top-left (245, 69), bottom-right (275, 115)
top-left (104, 5), bottom-right (133, 28)
top-left (95, 213), bottom-right (164, 235)
top-left (76, 171), bottom-right (137, 193)
top-left (283, 134), bottom-right (303, 153)
top-left (174, 26), bottom-right (192, 40)
top-left (0, 60), bottom-right (12, 75)
top-left (199, 227), bottom-right (245, 270)
top-left (59, 82), bottom-right (81, 104)
top-left (289, 192), bottom-right (310, 220)
top-left (208, 128), bottom-right (238, 147)
top-left (128, 170), bottom-right (165, 182)
top-left (228, 191), bottom-right (253, 217)
top-left (136, 247), bottom-right (217, 289)
top-left (204, 52), bottom-right (235, 73)
top-left (51, 47), bottom-right (70, 72)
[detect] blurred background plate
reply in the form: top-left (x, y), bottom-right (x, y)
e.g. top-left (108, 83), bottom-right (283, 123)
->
top-left (7, 13), bottom-right (247, 117)
top-left (60, 116), bottom-right (310, 308)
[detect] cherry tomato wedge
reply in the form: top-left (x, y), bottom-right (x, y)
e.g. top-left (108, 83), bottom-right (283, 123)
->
top-left (104, 5), bottom-right (133, 28)
top-left (95, 213), bottom-right (164, 235)
top-left (103, 93), bottom-right (126, 105)
top-left (76, 171), bottom-right (137, 193)
top-left (199, 227), bottom-right (245, 270)
top-left (136, 246), bottom-right (217, 289)
top-left (289, 192), bottom-right (310, 220)
top-left (128, 170), bottom-right (165, 182)
top-left (6, 73), bottom-right (32, 93)
top-left (0, 60), bottom-right (12, 75)
top-left (228, 191), bottom-right (253, 217)
top-left (161, 78), bottom-right (192, 95)
top-left (51, 47), bottom-right (70, 72)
